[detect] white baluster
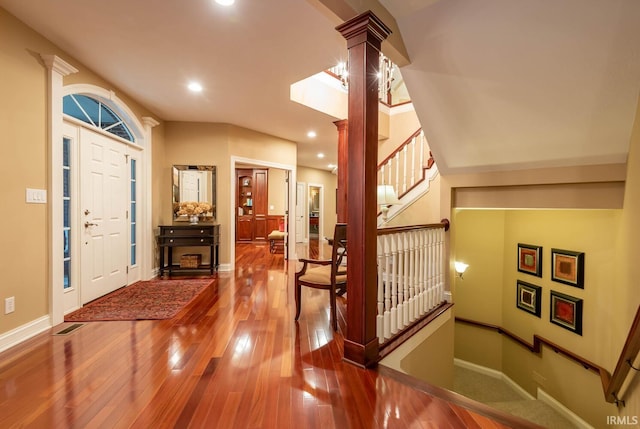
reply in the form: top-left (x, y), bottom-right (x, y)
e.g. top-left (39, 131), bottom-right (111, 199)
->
top-left (390, 234), bottom-right (398, 335)
top-left (383, 234), bottom-right (392, 339)
top-left (402, 145), bottom-right (408, 194)
top-left (396, 232), bottom-right (405, 330)
top-left (411, 137), bottom-right (416, 186)
top-left (408, 230), bottom-right (415, 322)
top-left (402, 231), bottom-right (410, 327)
top-left (419, 130), bottom-right (425, 170)
top-left (395, 152), bottom-right (401, 196)
top-left (377, 235), bottom-right (384, 317)
top-left (437, 228), bottom-right (446, 303)
top-left (427, 229), bottom-right (437, 310)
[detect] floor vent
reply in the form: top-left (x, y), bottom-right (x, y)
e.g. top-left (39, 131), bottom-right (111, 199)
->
top-left (54, 323), bottom-right (85, 336)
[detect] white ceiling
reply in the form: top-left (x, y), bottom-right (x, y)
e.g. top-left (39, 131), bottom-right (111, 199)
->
top-left (2, 0), bottom-right (640, 175)
top-left (382, 0), bottom-right (640, 174)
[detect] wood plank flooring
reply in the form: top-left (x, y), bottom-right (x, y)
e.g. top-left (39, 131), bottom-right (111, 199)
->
top-left (0, 241), bottom-right (534, 428)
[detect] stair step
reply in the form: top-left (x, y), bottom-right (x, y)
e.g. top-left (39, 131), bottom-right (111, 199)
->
top-left (454, 365), bottom-right (583, 429)
top-left (487, 400), bottom-right (579, 429)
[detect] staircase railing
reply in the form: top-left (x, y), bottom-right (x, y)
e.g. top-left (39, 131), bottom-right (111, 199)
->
top-left (456, 305), bottom-right (640, 406)
top-left (377, 129), bottom-right (435, 202)
top-left (326, 52), bottom-right (396, 105)
top-left (376, 221), bottom-right (449, 345)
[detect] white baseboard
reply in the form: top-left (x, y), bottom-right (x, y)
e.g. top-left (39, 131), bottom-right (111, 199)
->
top-left (454, 358), bottom-right (535, 400)
top-left (0, 316), bottom-right (51, 353)
top-left (537, 388), bottom-right (594, 429)
top-left (218, 263), bottom-right (232, 272)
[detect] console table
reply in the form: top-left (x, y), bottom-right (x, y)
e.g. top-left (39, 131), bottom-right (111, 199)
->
top-left (158, 224), bottom-right (220, 276)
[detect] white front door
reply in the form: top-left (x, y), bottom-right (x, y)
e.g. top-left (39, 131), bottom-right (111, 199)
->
top-left (295, 182), bottom-right (305, 243)
top-left (80, 128), bottom-right (128, 303)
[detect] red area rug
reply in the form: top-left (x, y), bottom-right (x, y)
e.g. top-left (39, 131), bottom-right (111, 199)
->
top-left (64, 278), bottom-right (214, 321)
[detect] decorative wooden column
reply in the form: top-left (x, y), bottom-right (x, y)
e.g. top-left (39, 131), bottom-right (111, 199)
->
top-left (334, 119), bottom-right (348, 223)
top-left (337, 11), bottom-right (391, 368)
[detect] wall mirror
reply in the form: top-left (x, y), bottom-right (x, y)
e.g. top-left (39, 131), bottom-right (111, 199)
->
top-left (172, 165), bottom-right (216, 221)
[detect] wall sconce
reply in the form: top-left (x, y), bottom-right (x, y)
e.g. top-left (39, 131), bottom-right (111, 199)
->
top-left (454, 261), bottom-right (469, 279)
top-left (377, 185), bottom-right (401, 223)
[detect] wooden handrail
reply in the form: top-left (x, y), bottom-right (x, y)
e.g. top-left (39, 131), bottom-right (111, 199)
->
top-left (377, 219), bottom-right (450, 235)
top-left (456, 310), bottom-right (640, 406)
top-left (377, 128), bottom-right (436, 205)
top-left (605, 305), bottom-right (640, 404)
top-left (378, 128), bottom-right (423, 168)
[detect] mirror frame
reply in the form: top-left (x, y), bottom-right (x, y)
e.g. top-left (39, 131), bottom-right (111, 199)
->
top-left (172, 165), bottom-right (217, 221)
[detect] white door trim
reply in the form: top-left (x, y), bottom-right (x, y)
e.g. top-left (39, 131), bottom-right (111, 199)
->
top-left (307, 183), bottom-right (324, 243)
top-left (42, 55), bottom-right (157, 326)
top-left (230, 156), bottom-right (296, 269)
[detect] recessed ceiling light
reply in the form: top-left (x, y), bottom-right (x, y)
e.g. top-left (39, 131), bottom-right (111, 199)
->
top-left (215, 0), bottom-right (235, 5)
top-left (307, 131), bottom-right (317, 138)
top-left (188, 82), bottom-right (203, 92)
top-left (317, 153), bottom-right (325, 159)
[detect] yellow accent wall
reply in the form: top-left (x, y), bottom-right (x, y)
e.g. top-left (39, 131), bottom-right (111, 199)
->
top-left (453, 208), bottom-right (636, 425)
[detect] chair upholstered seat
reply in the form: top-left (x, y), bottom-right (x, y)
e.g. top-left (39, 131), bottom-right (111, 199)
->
top-left (294, 223), bottom-right (347, 331)
top-left (268, 230), bottom-right (286, 253)
top-left (298, 265), bottom-right (346, 286)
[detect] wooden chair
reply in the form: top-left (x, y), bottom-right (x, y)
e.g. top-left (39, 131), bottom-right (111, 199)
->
top-left (294, 223), bottom-right (347, 331)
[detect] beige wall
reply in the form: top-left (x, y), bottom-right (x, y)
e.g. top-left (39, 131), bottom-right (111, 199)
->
top-left (380, 308), bottom-right (455, 389)
top-left (0, 8), bottom-right (160, 335)
top-left (163, 122), bottom-right (297, 266)
top-left (267, 168), bottom-right (287, 216)
top-left (385, 174), bottom-right (442, 227)
top-left (611, 91), bottom-right (640, 425)
top-left (296, 166), bottom-right (337, 239)
top-left (378, 107), bottom-right (422, 163)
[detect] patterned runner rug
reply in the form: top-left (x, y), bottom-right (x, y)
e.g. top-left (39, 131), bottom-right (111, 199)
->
top-left (64, 278), bottom-right (214, 321)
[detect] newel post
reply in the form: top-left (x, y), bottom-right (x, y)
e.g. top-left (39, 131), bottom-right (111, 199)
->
top-left (336, 11), bottom-right (391, 367)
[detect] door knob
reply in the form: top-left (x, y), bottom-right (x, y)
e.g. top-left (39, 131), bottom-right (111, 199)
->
top-left (84, 221), bottom-right (98, 228)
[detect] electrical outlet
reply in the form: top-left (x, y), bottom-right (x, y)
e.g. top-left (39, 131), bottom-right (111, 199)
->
top-left (532, 370), bottom-right (546, 386)
top-left (5, 296), bottom-right (15, 314)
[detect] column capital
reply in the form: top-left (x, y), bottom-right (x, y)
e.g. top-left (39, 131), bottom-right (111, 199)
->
top-left (336, 10), bottom-right (392, 49)
top-left (142, 116), bottom-right (160, 128)
top-left (40, 54), bottom-right (78, 76)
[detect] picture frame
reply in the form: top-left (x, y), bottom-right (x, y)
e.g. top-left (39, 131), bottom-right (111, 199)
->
top-left (550, 290), bottom-right (583, 335)
top-left (517, 243), bottom-right (542, 277)
top-left (551, 248), bottom-right (585, 288)
top-left (516, 280), bottom-right (542, 317)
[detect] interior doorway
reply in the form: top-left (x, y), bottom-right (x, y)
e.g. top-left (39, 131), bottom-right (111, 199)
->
top-left (229, 156), bottom-right (296, 268)
top-left (308, 184), bottom-right (323, 244)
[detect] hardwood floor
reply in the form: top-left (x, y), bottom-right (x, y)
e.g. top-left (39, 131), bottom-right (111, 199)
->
top-left (0, 242), bottom-right (537, 428)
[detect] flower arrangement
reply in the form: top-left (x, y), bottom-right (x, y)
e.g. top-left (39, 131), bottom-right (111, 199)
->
top-left (175, 201), bottom-right (213, 218)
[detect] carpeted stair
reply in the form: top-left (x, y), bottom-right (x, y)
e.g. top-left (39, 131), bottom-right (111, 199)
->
top-left (453, 365), bottom-right (582, 429)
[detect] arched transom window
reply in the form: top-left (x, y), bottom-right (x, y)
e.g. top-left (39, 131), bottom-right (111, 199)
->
top-left (63, 94), bottom-right (135, 142)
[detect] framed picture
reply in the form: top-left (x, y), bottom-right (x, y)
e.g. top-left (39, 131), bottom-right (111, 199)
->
top-left (517, 243), bottom-right (542, 277)
top-left (551, 248), bottom-right (585, 288)
top-left (516, 280), bottom-right (542, 317)
top-left (550, 290), bottom-right (583, 335)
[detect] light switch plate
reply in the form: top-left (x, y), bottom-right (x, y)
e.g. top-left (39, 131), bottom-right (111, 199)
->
top-left (26, 188), bottom-right (47, 204)
top-left (5, 297), bottom-right (15, 314)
